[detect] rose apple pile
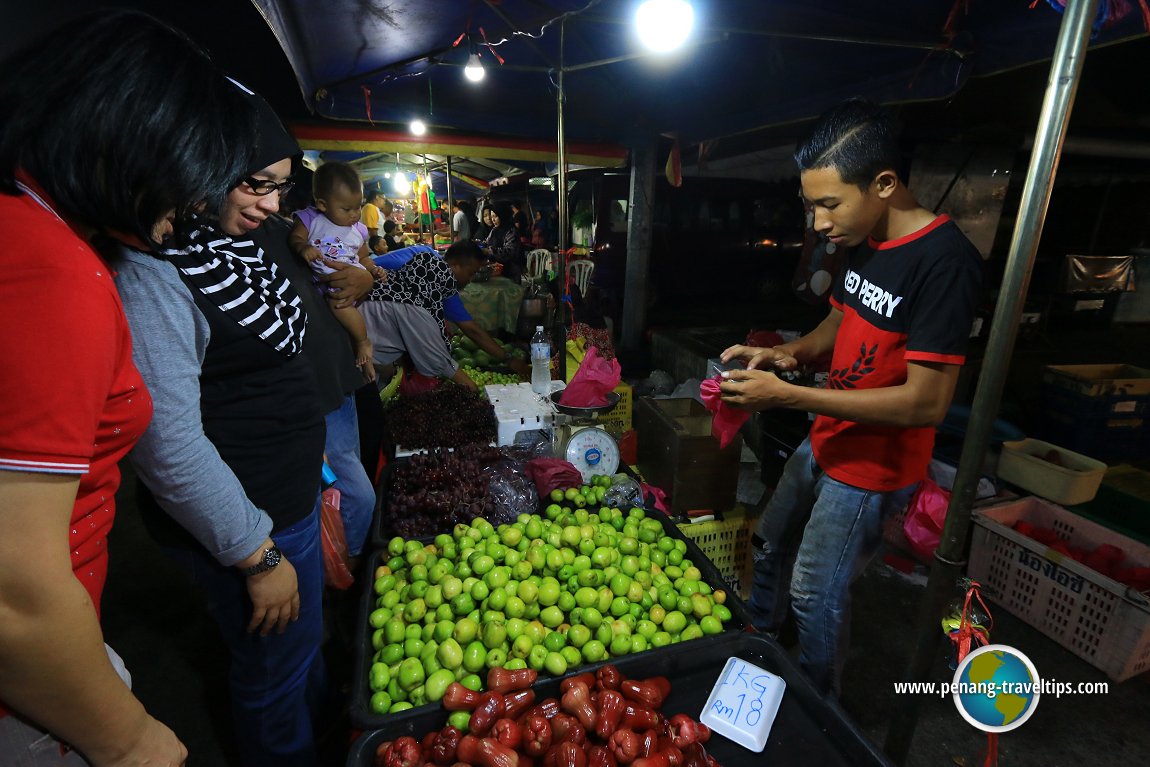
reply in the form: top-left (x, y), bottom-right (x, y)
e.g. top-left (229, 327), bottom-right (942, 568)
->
top-left (374, 664), bottom-right (721, 767)
top-left (366, 506), bottom-right (733, 716)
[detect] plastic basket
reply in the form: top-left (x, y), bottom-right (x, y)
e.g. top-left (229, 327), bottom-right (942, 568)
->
top-left (598, 383), bottom-right (633, 433)
top-left (968, 496), bottom-right (1150, 681)
top-left (678, 509), bottom-right (753, 597)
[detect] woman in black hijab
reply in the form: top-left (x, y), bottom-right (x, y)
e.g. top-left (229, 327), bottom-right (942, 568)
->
top-left (484, 201), bottom-right (525, 281)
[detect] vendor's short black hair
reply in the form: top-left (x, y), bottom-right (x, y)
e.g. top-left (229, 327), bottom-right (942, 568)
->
top-left (794, 98), bottom-right (904, 189)
top-left (383, 219), bottom-right (397, 234)
top-left (0, 9), bottom-right (257, 248)
top-left (445, 240), bottom-right (486, 264)
top-left (314, 161), bottom-right (362, 201)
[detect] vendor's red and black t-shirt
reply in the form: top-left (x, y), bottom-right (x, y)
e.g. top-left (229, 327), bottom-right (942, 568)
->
top-left (810, 215), bottom-right (981, 492)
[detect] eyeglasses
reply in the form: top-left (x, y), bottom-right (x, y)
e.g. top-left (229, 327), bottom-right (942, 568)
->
top-left (239, 176), bottom-right (296, 196)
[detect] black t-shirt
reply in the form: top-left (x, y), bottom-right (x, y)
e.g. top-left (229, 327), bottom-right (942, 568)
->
top-left (256, 217), bottom-right (361, 413)
top-left (139, 229), bottom-right (326, 544)
top-left (812, 215), bottom-right (982, 491)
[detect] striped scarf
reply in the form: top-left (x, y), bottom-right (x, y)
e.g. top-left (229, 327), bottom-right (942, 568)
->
top-left (167, 220), bottom-right (307, 357)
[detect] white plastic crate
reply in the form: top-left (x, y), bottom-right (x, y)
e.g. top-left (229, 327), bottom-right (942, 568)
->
top-left (997, 438), bottom-right (1106, 506)
top-left (968, 496), bottom-right (1150, 681)
top-left (486, 382), bottom-right (557, 445)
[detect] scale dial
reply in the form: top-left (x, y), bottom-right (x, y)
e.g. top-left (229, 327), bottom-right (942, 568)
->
top-left (563, 426), bottom-right (620, 483)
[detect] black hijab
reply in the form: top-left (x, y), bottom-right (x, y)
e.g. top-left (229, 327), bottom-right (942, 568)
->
top-left (165, 82), bottom-right (307, 358)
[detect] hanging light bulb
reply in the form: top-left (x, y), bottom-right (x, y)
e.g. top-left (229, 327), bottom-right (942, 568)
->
top-left (393, 172), bottom-right (410, 195)
top-left (410, 119), bottom-right (427, 136)
top-left (635, 0), bottom-right (694, 53)
top-left (384, 171), bottom-right (392, 179)
top-left (464, 51), bottom-right (485, 83)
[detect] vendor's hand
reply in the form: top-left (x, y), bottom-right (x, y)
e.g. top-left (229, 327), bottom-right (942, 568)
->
top-left (508, 358), bottom-right (531, 378)
top-left (245, 558), bottom-right (300, 636)
top-left (720, 344), bottom-right (798, 372)
top-left (452, 367), bottom-right (479, 391)
top-left (718, 368), bottom-right (794, 411)
top-left (318, 259), bottom-right (374, 308)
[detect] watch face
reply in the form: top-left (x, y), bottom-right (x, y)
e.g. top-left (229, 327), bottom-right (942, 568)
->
top-left (264, 547), bottom-right (282, 568)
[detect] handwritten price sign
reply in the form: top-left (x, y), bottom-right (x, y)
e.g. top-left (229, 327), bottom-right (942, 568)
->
top-left (699, 657), bottom-right (786, 752)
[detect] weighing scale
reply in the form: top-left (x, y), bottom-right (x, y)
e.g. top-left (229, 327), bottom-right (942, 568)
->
top-left (549, 391), bottom-right (622, 483)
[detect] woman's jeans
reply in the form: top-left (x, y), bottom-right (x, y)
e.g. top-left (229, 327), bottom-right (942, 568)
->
top-left (164, 507), bottom-right (328, 767)
top-left (747, 437), bottom-right (917, 696)
top-left (324, 394), bottom-right (376, 556)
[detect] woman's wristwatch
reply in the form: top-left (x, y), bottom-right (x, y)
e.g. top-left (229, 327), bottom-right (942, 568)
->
top-left (240, 546), bottom-right (282, 577)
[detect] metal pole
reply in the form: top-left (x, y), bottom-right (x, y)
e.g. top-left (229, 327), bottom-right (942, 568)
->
top-left (622, 141), bottom-right (654, 350)
top-left (446, 155), bottom-right (456, 241)
top-left (884, 1), bottom-right (1099, 762)
top-left (554, 18), bottom-right (569, 375)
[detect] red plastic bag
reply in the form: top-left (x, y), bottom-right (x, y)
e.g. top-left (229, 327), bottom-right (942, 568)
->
top-left (902, 478), bottom-right (950, 562)
top-left (399, 368), bottom-right (441, 398)
top-left (320, 487), bottom-right (354, 590)
top-left (525, 458), bottom-right (584, 497)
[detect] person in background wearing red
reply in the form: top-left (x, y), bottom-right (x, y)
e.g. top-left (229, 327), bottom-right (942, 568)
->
top-left (0, 9), bottom-right (259, 765)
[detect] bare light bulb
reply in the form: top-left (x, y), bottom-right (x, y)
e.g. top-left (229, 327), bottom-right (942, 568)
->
top-left (635, 0), bottom-right (694, 53)
top-left (410, 119), bottom-right (427, 136)
top-left (464, 52), bottom-right (485, 83)
top-left (393, 173), bottom-right (410, 195)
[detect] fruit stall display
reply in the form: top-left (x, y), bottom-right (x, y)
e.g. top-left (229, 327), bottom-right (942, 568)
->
top-left (352, 500), bottom-right (753, 729)
top-left (363, 663), bottom-right (720, 767)
top-left (452, 333), bottom-right (527, 389)
top-left (348, 632), bottom-right (892, 767)
top-left (382, 385), bottom-right (498, 451)
top-left (375, 446), bottom-right (530, 541)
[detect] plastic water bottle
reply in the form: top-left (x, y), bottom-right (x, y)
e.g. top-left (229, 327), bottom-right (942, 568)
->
top-left (531, 325), bottom-right (551, 395)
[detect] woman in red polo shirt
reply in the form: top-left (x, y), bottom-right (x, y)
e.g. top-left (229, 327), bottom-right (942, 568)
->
top-left (0, 10), bottom-right (258, 766)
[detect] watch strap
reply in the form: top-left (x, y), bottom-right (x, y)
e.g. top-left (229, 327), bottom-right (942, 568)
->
top-left (240, 546), bottom-right (282, 577)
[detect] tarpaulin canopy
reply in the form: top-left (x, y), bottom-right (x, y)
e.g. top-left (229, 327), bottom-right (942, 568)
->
top-left (253, 0), bottom-right (1147, 148)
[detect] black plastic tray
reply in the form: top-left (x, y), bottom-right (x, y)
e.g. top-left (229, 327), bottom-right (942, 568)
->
top-left (347, 631), bottom-right (891, 767)
top-left (351, 506), bottom-right (755, 730)
top-left (370, 459), bottom-right (406, 552)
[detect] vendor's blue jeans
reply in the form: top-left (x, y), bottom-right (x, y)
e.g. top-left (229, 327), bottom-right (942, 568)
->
top-left (324, 394), bottom-right (376, 556)
top-left (163, 507), bottom-right (327, 767)
top-left (748, 437), bottom-right (917, 696)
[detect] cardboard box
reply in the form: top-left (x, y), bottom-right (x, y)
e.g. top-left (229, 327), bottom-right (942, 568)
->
top-left (1042, 364), bottom-right (1150, 399)
top-left (635, 397), bottom-right (741, 518)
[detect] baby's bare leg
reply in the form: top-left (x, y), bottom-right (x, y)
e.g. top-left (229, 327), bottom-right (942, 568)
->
top-left (329, 303), bottom-right (376, 383)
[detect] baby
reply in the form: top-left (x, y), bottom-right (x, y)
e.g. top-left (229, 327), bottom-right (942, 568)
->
top-left (289, 161), bottom-right (385, 380)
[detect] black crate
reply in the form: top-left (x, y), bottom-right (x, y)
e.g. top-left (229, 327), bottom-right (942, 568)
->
top-left (347, 631), bottom-right (891, 767)
top-left (351, 507), bottom-right (755, 730)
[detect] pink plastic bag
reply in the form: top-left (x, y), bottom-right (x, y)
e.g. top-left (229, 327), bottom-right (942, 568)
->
top-left (902, 478), bottom-right (950, 562)
top-left (698, 377), bottom-right (751, 448)
top-left (559, 346), bottom-right (621, 408)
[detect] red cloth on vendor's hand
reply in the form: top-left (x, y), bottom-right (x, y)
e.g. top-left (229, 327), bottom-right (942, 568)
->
top-left (525, 458), bottom-right (585, 497)
top-left (559, 345), bottom-right (621, 408)
top-left (699, 376), bottom-right (751, 448)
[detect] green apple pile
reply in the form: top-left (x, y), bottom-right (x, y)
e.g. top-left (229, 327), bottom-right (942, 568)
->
top-left (462, 366), bottom-right (524, 389)
top-left (365, 502), bottom-right (733, 717)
